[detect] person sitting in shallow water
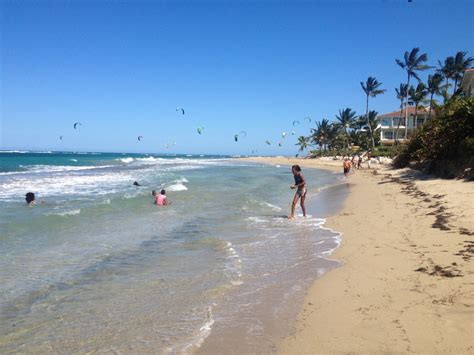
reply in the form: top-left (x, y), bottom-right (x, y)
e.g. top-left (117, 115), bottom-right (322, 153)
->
top-left (133, 181), bottom-right (141, 186)
top-left (152, 189), bottom-right (171, 206)
top-left (25, 192), bottom-right (36, 206)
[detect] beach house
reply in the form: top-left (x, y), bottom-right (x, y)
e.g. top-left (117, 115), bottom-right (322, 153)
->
top-left (460, 68), bottom-right (474, 97)
top-left (377, 106), bottom-right (432, 145)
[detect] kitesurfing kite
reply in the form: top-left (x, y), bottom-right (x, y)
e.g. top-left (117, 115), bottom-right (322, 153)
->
top-left (240, 131), bottom-right (247, 137)
top-left (73, 122), bottom-right (82, 129)
top-left (176, 107), bottom-right (185, 115)
top-left (278, 142), bottom-right (283, 147)
top-left (304, 116), bottom-right (312, 123)
top-left (138, 136), bottom-right (143, 141)
top-left (59, 136), bottom-right (63, 140)
top-left (197, 127), bottom-right (204, 135)
top-left (292, 120), bottom-right (300, 126)
top-left (291, 131), bottom-right (296, 135)
top-left (234, 134), bottom-right (239, 142)
top-left (265, 140), bottom-right (271, 145)
top-left (282, 132), bottom-right (287, 138)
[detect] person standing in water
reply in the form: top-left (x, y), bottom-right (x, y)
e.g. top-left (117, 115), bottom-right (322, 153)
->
top-left (289, 165), bottom-right (306, 219)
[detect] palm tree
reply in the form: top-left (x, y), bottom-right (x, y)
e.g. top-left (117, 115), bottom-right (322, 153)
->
top-left (296, 136), bottom-right (310, 153)
top-left (453, 51), bottom-right (474, 92)
top-left (335, 108), bottom-right (357, 148)
top-left (426, 73), bottom-right (444, 119)
top-left (437, 56), bottom-right (455, 91)
top-left (311, 118), bottom-right (330, 151)
top-left (408, 82), bottom-right (428, 129)
top-left (326, 123), bottom-right (340, 151)
top-left (366, 110), bottom-right (380, 144)
top-left (396, 48), bottom-right (430, 139)
top-left (395, 83), bottom-right (408, 145)
top-left (360, 76), bottom-right (386, 149)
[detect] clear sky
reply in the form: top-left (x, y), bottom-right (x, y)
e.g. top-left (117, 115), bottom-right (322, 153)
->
top-left (1, 0), bottom-right (473, 155)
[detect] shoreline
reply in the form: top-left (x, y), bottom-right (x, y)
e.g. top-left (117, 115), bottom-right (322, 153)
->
top-left (238, 157), bottom-right (474, 353)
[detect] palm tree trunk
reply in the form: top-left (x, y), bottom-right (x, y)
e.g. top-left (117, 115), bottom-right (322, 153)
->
top-left (395, 101), bottom-right (404, 145)
top-left (404, 74), bottom-right (410, 142)
top-left (365, 94), bottom-right (375, 149)
top-left (414, 103), bottom-right (418, 130)
top-left (454, 78), bottom-right (458, 94)
top-left (428, 92), bottom-right (434, 119)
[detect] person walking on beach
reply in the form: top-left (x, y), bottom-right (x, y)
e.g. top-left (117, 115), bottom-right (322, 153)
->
top-left (357, 155), bottom-right (363, 169)
top-left (289, 164), bottom-right (306, 219)
top-left (343, 158), bottom-right (351, 177)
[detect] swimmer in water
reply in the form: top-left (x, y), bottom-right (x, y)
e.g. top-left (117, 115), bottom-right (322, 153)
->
top-left (133, 181), bottom-right (141, 186)
top-left (25, 192), bottom-right (36, 206)
top-left (155, 189), bottom-right (171, 206)
top-left (289, 165), bottom-right (306, 219)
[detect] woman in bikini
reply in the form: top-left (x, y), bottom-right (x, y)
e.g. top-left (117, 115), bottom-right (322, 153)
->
top-left (289, 164), bottom-right (307, 219)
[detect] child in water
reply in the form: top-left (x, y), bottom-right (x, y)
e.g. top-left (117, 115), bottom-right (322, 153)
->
top-left (289, 165), bottom-right (306, 219)
top-left (25, 192), bottom-right (36, 206)
top-left (153, 189), bottom-right (171, 206)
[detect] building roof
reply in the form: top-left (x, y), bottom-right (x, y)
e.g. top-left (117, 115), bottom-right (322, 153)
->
top-left (379, 106), bottom-right (430, 118)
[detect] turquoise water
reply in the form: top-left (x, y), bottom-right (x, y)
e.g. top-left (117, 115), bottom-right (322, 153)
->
top-left (0, 151), bottom-right (347, 353)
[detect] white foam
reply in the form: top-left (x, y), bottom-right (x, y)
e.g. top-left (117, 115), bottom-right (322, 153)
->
top-left (247, 216), bottom-right (267, 223)
top-left (118, 157), bottom-right (134, 163)
top-left (179, 307), bottom-right (215, 354)
top-left (260, 201), bottom-right (282, 211)
top-left (166, 182), bottom-right (188, 191)
top-left (48, 209), bottom-right (81, 216)
top-left (69, 159), bottom-right (78, 162)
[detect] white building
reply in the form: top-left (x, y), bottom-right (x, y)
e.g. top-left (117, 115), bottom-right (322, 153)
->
top-left (460, 68), bottom-right (474, 97)
top-left (377, 106), bottom-right (432, 145)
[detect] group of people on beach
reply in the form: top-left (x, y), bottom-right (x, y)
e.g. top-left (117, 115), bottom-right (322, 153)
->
top-left (23, 161), bottom-right (347, 221)
top-left (342, 151), bottom-right (372, 177)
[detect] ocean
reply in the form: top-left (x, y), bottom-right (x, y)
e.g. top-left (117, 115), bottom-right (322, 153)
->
top-left (0, 151), bottom-right (348, 353)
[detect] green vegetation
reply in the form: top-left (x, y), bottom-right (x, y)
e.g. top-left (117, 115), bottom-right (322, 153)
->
top-left (294, 48), bottom-right (473, 180)
top-left (393, 96), bottom-right (474, 179)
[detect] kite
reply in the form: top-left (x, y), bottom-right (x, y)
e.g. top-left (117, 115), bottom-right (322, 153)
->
top-left (278, 142), bottom-right (283, 147)
top-left (282, 132), bottom-right (287, 138)
top-left (292, 120), bottom-right (300, 126)
top-left (304, 116), bottom-right (312, 123)
top-left (176, 108), bottom-right (185, 115)
top-left (73, 122), bottom-right (82, 129)
top-left (240, 131), bottom-right (247, 137)
top-left (234, 134), bottom-right (239, 142)
top-left (197, 127), bottom-right (204, 135)
top-left (138, 136), bottom-right (143, 141)
top-left (59, 136), bottom-right (63, 140)
top-left (291, 131), bottom-right (296, 135)
top-left (265, 140), bottom-right (271, 145)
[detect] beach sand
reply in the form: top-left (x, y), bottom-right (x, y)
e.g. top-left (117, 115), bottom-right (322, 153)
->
top-left (238, 157), bottom-right (474, 354)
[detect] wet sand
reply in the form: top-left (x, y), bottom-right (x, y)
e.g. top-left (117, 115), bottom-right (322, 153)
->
top-left (238, 157), bottom-right (474, 354)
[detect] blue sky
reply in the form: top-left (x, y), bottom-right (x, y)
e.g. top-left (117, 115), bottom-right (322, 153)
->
top-left (1, 0), bottom-right (473, 155)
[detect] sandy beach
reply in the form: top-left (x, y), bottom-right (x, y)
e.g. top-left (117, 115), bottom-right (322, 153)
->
top-left (239, 157), bottom-right (474, 354)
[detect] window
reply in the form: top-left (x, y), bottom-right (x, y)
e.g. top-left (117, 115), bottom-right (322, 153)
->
top-left (393, 117), bottom-right (405, 126)
top-left (383, 131), bottom-right (394, 140)
top-left (417, 118), bottom-right (424, 127)
top-left (381, 119), bottom-right (391, 127)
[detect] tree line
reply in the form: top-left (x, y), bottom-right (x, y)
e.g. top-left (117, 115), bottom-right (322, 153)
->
top-left (296, 49), bottom-right (473, 155)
